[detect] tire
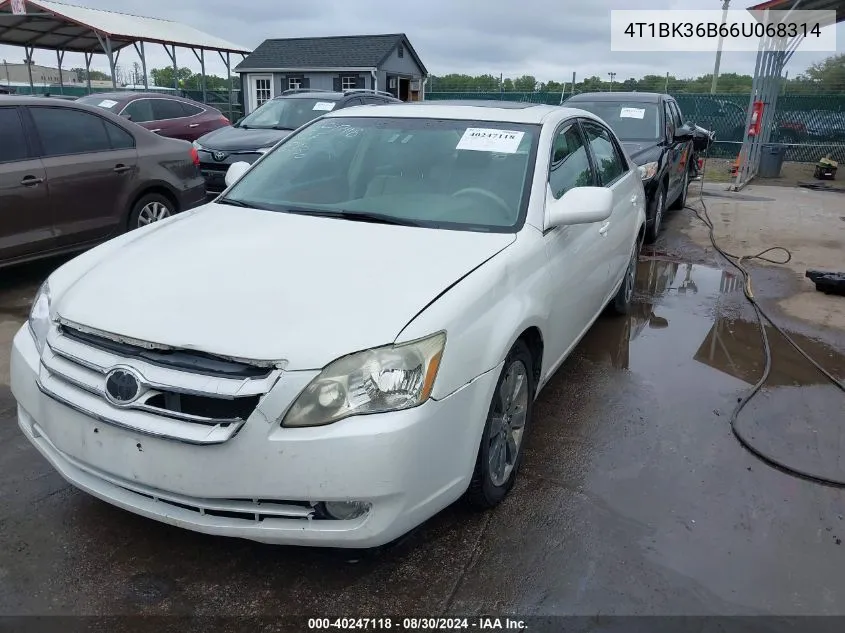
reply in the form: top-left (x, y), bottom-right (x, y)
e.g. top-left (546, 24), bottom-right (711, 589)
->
top-left (609, 236), bottom-right (641, 316)
top-left (670, 166), bottom-right (690, 210)
top-left (643, 182), bottom-right (666, 245)
top-left (128, 193), bottom-right (175, 231)
top-left (467, 340), bottom-right (535, 509)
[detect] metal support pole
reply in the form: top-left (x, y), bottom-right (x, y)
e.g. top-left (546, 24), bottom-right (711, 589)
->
top-left (24, 45), bottom-right (34, 94)
top-left (84, 52), bottom-right (92, 93)
top-left (733, 17), bottom-right (768, 190)
top-left (571, 71), bottom-right (576, 96)
top-left (711, 0), bottom-right (731, 94)
top-left (133, 41), bottom-right (148, 88)
top-left (191, 48), bottom-right (206, 102)
top-left (56, 49), bottom-right (64, 94)
top-left (95, 33), bottom-right (117, 88)
top-left (163, 44), bottom-right (178, 92)
top-left (219, 50), bottom-right (232, 120)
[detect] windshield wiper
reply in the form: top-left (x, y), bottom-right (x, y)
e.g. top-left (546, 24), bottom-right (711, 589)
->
top-left (217, 198), bottom-right (258, 209)
top-left (272, 125), bottom-right (295, 130)
top-left (284, 208), bottom-right (421, 227)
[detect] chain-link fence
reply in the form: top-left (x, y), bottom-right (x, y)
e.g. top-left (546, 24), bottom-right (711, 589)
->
top-left (5, 84), bottom-right (243, 121)
top-left (425, 91), bottom-right (845, 163)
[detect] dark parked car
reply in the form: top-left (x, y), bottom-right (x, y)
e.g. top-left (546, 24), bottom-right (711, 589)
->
top-left (566, 92), bottom-right (695, 243)
top-left (76, 91), bottom-right (230, 142)
top-left (0, 97), bottom-right (206, 269)
top-left (193, 88), bottom-right (401, 195)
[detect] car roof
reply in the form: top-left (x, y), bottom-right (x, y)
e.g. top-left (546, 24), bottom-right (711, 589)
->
top-left (567, 92), bottom-right (665, 103)
top-left (78, 91), bottom-right (185, 100)
top-left (0, 95), bottom-right (94, 106)
top-left (324, 102), bottom-right (574, 124)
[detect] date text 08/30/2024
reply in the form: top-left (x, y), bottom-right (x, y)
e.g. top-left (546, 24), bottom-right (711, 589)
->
top-left (307, 617), bottom-right (528, 630)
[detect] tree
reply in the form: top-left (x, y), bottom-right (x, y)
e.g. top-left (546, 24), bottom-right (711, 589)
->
top-left (149, 66), bottom-right (234, 92)
top-left (802, 54), bottom-right (845, 91)
top-left (512, 75), bottom-right (538, 91)
top-left (70, 67), bottom-right (110, 82)
top-left (131, 62), bottom-right (143, 85)
top-left (150, 65), bottom-right (194, 88)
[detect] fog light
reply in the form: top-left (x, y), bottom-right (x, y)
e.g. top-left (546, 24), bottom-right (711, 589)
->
top-left (322, 501), bottom-right (370, 520)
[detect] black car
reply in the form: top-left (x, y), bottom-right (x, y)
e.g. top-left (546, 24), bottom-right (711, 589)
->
top-left (565, 92), bottom-right (695, 243)
top-left (193, 88), bottom-right (402, 195)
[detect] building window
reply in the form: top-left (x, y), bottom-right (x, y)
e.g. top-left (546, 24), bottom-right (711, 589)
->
top-left (398, 44), bottom-right (404, 58)
top-left (341, 76), bottom-right (357, 90)
top-left (254, 77), bottom-right (272, 107)
top-left (288, 77), bottom-right (302, 90)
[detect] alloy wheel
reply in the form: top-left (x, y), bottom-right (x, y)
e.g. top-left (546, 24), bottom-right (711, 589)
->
top-left (488, 359), bottom-right (529, 487)
top-left (137, 201), bottom-right (171, 227)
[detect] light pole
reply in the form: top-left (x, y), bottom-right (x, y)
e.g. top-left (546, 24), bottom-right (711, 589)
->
top-left (711, 0), bottom-right (732, 93)
top-left (608, 71), bottom-right (616, 92)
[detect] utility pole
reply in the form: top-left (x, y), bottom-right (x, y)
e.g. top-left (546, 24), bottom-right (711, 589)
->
top-left (571, 71), bottom-right (576, 96)
top-left (608, 71), bottom-right (616, 91)
top-left (2, 59), bottom-right (9, 90)
top-left (711, 0), bottom-right (732, 94)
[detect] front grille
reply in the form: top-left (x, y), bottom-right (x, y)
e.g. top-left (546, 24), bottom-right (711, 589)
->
top-left (37, 325), bottom-right (282, 444)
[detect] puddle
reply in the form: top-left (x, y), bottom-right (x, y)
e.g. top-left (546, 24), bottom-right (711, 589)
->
top-left (580, 257), bottom-right (845, 387)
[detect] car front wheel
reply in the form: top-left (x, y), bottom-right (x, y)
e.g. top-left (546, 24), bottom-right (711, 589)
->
top-left (644, 183), bottom-right (666, 244)
top-left (129, 193), bottom-right (174, 230)
top-left (467, 340), bottom-right (535, 509)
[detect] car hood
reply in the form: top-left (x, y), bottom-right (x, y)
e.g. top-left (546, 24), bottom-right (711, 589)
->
top-left (197, 126), bottom-right (293, 151)
top-left (53, 204), bottom-right (515, 370)
top-left (621, 141), bottom-right (662, 165)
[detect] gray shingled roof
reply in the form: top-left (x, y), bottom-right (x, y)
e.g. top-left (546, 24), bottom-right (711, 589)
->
top-left (234, 33), bottom-right (427, 75)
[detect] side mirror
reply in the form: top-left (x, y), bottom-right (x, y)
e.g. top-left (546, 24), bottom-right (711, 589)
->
top-left (547, 186), bottom-right (613, 228)
top-left (674, 124), bottom-right (694, 141)
top-left (224, 161), bottom-right (251, 188)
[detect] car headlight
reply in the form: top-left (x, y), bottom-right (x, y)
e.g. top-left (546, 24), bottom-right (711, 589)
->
top-left (281, 331), bottom-right (446, 428)
top-left (638, 161), bottom-right (659, 181)
top-left (192, 140), bottom-right (204, 150)
top-left (28, 281), bottom-right (52, 355)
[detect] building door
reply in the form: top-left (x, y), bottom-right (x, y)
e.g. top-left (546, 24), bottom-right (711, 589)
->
top-left (250, 75), bottom-right (274, 112)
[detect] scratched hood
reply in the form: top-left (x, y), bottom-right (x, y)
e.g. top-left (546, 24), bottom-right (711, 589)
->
top-left (52, 204), bottom-right (515, 369)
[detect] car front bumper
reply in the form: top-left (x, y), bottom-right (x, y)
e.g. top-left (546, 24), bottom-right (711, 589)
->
top-left (11, 326), bottom-right (500, 548)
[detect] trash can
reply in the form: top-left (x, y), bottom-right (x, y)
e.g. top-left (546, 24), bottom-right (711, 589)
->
top-left (758, 143), bottom-right (787, 178)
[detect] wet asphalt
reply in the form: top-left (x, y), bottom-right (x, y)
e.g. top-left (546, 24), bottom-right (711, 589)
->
top-left (1, 208), bottom-right (844, 621)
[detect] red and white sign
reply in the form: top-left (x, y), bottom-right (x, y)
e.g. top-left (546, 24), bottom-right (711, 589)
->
top-left (11, 0), bottom-right (27, 15)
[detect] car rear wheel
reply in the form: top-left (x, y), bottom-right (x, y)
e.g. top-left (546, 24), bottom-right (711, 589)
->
top-left (129, 193), bottom-right (174, 230)
top-left (609, 235), bottom-right (642, 316)
top-left (467, 340), bottom-right (535, 509)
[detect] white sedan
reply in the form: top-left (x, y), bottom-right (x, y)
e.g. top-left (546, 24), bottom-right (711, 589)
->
top-left (11, 102), bottom-right (646, 548)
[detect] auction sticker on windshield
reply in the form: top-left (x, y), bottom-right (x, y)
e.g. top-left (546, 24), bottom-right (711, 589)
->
top-left (620, 107), bottom-right (645, 119)
top-left (312, 102), bottom-right (336, 111)
top-left (98, 99), bottom-right (119, 108)
top-left (456, 128), bottom-right (524, 154)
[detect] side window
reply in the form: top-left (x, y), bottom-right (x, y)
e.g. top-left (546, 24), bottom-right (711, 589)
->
top-left (582, 122), bottom-right (626, 186)
top-left (669, 101), bottom-right (684, 128)
top-left (548, 122), bottom-right (594, 199)
top-left (122, 99), bottom-right (154, 123)
top-left (0, 107), bottom-right (28, 163)
top-left (181, 102), bottom-right (204, 117)
top-left (104, 120), bottom-right (135, 150)
top-left (662, 101), bottom-right (675, 140)
top-left (29, 107), bottom-right (111, 157)
top-left (151, 99), bottom-right (187, 120)
top-left (345, 97), bottom-right (364, 106)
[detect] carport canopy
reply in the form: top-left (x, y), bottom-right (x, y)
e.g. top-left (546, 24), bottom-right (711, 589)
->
top-left (733, 0), bottom-right (845, 189)
top-left (0, 0), bottom-right (251, 100)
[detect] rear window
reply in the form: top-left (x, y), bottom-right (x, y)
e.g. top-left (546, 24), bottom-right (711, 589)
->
top-left (0, 107), bottom-right (28, 163)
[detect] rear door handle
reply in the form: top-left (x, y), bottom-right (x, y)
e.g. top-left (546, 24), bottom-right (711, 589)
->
top-left (113, 164), bottom-right (132, 174)
top-left (599, 221), bottom-right (610, 236)
top-left (188, 123), bottom-right (200, 128)
top-left (20, 175), bottom-right (44, 187)
top-left (150, 128), bottom-right (162, 133)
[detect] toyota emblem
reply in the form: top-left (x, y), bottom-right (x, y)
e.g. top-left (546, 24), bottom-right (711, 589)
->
top-left (104, 367), bottom-right (143, 405)
top-left (212, 151), bottom-right (228, 162)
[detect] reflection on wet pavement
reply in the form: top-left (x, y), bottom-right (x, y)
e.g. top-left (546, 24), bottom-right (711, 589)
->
top-left (580, 257), bottom-right (845, 387)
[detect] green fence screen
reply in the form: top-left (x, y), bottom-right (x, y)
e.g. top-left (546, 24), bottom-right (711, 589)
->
top-left (425, 91), bottom-right (845, 163)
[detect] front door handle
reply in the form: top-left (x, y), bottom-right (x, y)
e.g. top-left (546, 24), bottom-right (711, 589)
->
top-left (631, 194), bottom-right (639, 206)
top-left (188, 123), bottom-right (200, 128)
top-left (113, 164), bottom-right (132, 174)
top-left (599, 221), bottom-right (610, 236)
top-left (20, 175), bottom-right (44, 187)
top-left (150, 128), bottom-right (162, 133)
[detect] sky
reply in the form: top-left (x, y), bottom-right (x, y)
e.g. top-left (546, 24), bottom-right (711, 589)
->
top-left (0, 0), bottom-right (842, 84)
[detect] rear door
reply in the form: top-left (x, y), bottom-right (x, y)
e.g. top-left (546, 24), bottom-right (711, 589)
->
top-left (580, 119), bottom-right (641, 301)
top-left (662, 99), bottom-right (685, 202)
top-left (0, 105), bottom-right (54, 261)
top-left (151, 98), bottom-right (194, 140)
top-left (27, 105), bottom-right (139, 246)
top-left (179, 101), bottom-right (216, 140)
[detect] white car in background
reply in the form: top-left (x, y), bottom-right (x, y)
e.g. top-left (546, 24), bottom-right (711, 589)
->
top-left (11, 101), bottom-right (646, 548)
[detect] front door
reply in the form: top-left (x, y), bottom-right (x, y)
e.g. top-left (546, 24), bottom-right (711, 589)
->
top-left (27, 106), bottom-right (139, 246)
top-left (542, 120), bottom-right (609, 374)
top-left (0, 106), bottom-right (54, 262)
top-left (580, 119), bottom-right (641, 298)
top-left (662, 100), bottom-right (685, 202)
top-left (250, 75), bottom-right (274, 113)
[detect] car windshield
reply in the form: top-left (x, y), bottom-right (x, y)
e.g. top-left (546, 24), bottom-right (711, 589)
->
top-left (221, 117), bottom-right (539, 232)
top-left (570, 101), bottom-right (661, 141)
top-left (238, 98), bottom-right (338, 130)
